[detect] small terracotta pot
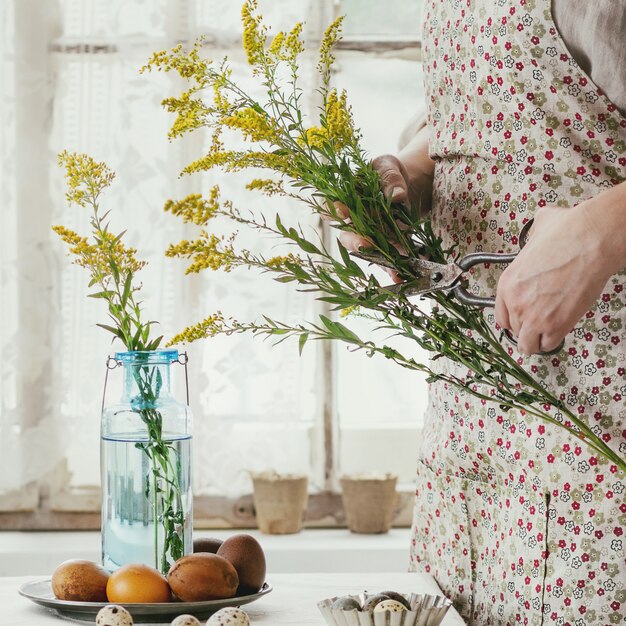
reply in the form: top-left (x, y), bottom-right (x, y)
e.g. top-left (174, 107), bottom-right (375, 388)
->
top-left (340, 473), bottom-right (398, 534)
top-left (251, 471), bottom-right (309, 534)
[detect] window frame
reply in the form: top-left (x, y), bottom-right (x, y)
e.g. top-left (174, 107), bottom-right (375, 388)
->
top-left (0, 0), bottom-right (424, 530)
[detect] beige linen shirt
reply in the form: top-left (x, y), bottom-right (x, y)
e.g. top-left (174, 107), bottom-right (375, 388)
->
top-left (553, 0), bottom-right (626, 116)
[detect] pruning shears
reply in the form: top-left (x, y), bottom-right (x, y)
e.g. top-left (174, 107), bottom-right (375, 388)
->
top-left (351, 218), bottom-right (564, 356)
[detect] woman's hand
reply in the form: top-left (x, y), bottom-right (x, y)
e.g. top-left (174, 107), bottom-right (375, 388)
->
top-left (332, 125), bottom-right (435, 282)
top-left (494, 190), bottom-right (626, 355)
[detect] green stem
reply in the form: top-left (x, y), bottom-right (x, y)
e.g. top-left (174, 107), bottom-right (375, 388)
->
top-left (134, 367), bottom-right (185, 574)
top-left (151, 451), bottom-right (159, 569)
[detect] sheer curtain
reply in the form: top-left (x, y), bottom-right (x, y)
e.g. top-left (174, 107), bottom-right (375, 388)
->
top-left (0, 0), bottom-right (65, 499)
top-left (0, 0), bottom-right (426, 510)
top-left (1, 0), bottom-right (323, 502)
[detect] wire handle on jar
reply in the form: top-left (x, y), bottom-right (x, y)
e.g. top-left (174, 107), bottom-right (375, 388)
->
top-left (101, 355), bottom-right (121, 415)
top-left (175, 352), bottom-right (190, 406)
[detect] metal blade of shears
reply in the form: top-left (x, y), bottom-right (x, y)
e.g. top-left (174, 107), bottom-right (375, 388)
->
top-left (351, 250), bottom-right (464, 297)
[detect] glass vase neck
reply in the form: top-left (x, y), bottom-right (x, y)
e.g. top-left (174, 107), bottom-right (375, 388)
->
top-left (115, 350), bottom-right (179, 406)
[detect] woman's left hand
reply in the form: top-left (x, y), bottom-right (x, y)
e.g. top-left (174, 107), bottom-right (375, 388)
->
top-left (494, 204), bottom-right (615, 356)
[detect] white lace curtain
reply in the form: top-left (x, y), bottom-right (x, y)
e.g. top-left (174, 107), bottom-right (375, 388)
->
top-left (0, 0), bottom-right (426, 503)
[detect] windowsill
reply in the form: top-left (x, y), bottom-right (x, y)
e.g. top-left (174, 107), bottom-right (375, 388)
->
top-left (0, 529), bottom-right (411, 576)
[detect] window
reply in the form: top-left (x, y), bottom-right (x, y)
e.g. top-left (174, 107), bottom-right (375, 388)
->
top-left (0, 0), bottom-right (424, 528)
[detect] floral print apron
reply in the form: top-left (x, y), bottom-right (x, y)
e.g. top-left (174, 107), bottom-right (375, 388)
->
top-left (409, 1), bottom-right (626, 625)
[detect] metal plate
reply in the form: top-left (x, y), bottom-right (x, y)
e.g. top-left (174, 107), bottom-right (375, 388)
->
top-left (19, 578), bottom-right (273, 623)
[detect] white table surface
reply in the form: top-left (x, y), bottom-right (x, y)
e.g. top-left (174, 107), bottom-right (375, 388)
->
top-left (0, 530), bottom-right (413, 576)
top-left (2, 573), bottom-right (466, 625)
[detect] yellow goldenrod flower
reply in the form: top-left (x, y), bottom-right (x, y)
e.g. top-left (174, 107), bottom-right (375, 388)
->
top-left (162, 90), bottom-right (210, 139)
top-left (241, 0), bottom-right (266, 67)
top-left (245, 178), bottom-right (285, 196)
top-left (318, 16), bottom-right (344, 82)
top-left (182, 150), bottom-right (239, 174)
top-left (325, 89), bottom-right (355, 148)
top-left (222, 107), bottom-right (278, 143)
top-left (244, 152), bottom-right (297, 176)
top-left (168, 312), bottom-right (226, 345)
top-left (53, 225), bottom-right (146, 281)
top-left (164, 188), bottom-right (221, 226)
top-left (340, 305), bottom-right (360, 318)
top-left (58, 150), bottom-right (115, 207)
top-left (52, 225), bottom-right (88, 249)
top-left (143, 40), bottom-right (209, 86)
top-left (265, 253), bottom-right (302, 269)
top-left (166, 232), bottom-right (236, 274)
top-left (213, 82), bottom-right (231, 113)
top-left (268, 32), bottom-right (286, 59)
top-left (301, 126), bottom-right (328, 150)
top-left (183, 150), bottom-right (296, 177)
top-left (97, 233), bottom-right (147, 276)
top-left (208, 66), bottom-right (234, 113)
top-left (284, 22), bottom-right (304, 60)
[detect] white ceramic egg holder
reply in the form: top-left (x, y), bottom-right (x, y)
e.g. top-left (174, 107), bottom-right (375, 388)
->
top-left (317, 592), bottom-right (452, 626)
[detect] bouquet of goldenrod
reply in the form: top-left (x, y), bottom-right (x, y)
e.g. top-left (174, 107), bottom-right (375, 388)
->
top-left (142, 0), bottom-right (624, 472)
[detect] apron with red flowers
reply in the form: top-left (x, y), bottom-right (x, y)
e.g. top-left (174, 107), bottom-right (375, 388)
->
top-left (410, 1), bottom-right (626, 625)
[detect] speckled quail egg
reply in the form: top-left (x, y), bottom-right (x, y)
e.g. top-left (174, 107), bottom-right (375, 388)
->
top-left (380, 591), bottom-right (412, 610)
top-left (171, 615), bottom-right (202, 626)
top-left (362, 593), bottom-right (391, 611)
top-left (95, 604), bottom-right (134, 626)
top-left (373, 599), bottom-right (408, 613)
top-left (331, 596), bottom-right (361, 611)
top-left (206, 607), bottom-right (250, 626)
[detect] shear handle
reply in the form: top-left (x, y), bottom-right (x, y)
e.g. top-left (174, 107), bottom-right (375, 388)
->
top-left (453, 214), bottom-right (535, 299)
top-left (503, 328), bottom-right (564, 356)
top-left (451, 283), bottom-right (496, 307)
top-left (456, 251), bottom-right (517, 272)
top-left (450, 252), bottom-right (517, 307)
top-left (455, 216), bottom-right (533, 274)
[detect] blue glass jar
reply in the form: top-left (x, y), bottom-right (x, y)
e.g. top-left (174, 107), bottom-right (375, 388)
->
top-left (101, 350), bottom-right (192, 574)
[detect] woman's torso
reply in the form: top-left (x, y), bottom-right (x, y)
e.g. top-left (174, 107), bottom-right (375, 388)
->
top-left (410, 1), bottom-right (626, 624)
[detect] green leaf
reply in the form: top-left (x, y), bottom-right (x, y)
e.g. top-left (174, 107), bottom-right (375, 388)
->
top-left (112, 229), bottom-right (127, 244)
top-left (108, 260), bottom-right (120, 283)
top-left (89, 290), bottom-right (116, 300)
top-left (147, 336), bottom-right (164, 350)
top-left (269, 328), bottom-right (290, 335)
top-left (291, 266), bottom-right (310, 282)
top-left (298, 332), bottom-right (309, 356)
top-left (262, 315), bottom-right (278, 327)
top-left (319, 315), bottom-right (361, 343)
top-left (96, 323), bottom-right (123, 338)
top-left (132, 326), bottom-right (143, 349)
top-left (121, 273), bottom-right (132, 308)
top-left (336, 240), bottom-right (365, 278)
top-left (296, 238), bottom-right (321, 255)
top-left (318, 295), bottom-right (357, 306)
top-left (108, 301), bottom-right (121, 317)
top-left (275, 213), bottom-right (286, 235)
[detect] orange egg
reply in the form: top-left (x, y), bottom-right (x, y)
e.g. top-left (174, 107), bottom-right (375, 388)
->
top-left (106, 563), bottom-right (171, 603)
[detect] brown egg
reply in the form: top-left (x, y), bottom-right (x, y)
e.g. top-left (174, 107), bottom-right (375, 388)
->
top-left (106, 563), bottom-right (171, 603)
top-left (216, 534), bottom-right (266, 595)
top-left (51, 559), bottom-right (110, 602)
top-left (193, 537), bottom-right (223, 554)
top-left (168, 553), bottom-right (238, 602)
